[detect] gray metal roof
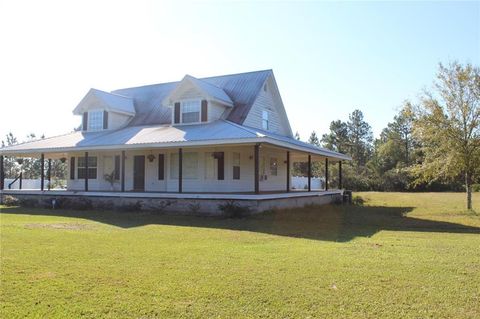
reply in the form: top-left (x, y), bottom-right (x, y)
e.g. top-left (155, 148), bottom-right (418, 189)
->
top-left (186, 75), bottom-right (233, 106)
top-left (112, 69), bottom-right (272, 126)
top-left (0, 120), bottom-right (350, 160)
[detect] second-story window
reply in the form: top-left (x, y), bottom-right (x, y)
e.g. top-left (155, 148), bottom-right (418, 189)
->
top-left (182, 100), bottom-right (200, 123)
top-left (88, 111), bottom-right (104, 131)
top-left (262, 110), bottom-right (269, 130)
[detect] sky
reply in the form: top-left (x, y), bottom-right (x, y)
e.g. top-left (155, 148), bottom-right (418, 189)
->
top-left (0, 0), bottom-right (479, 143)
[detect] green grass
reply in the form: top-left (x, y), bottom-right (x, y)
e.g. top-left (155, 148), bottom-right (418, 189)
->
top-left (1, 192), bottom-right (479, 318)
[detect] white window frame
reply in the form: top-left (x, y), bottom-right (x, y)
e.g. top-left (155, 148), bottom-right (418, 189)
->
top-left (88, 110), bottom-right (104, 131)
top-left (262, 110), bottom-right (269, 130)
top-left (181, 100), bottom-right (201, 124)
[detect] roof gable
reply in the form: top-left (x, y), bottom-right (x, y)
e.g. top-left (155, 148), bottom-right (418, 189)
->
top-left (73, 89), bottom-right (135, 116)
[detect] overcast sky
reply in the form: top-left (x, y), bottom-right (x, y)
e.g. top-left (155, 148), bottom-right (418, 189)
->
top-left (0, 0), bottom-right (478, 143)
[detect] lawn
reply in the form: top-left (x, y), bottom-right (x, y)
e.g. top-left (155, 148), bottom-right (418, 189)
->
top-left (1, 192), bottom-right (479, 318)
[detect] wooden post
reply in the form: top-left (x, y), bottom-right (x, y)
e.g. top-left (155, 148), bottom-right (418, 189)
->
top-left (47, 159), bottom-right (52, 190)
top-left (339, 161), bottom-right (342, 189)
top-left (84, 152), bottom-right (88, 191)
top-left (325, 158), bottom-right (329, 191)
top-left (19, 172), bottom-right (23, 189)
top-left (0, 155), bottom-right (4, 190)
top-left (178, 148), bottom-right (183, 193)
top-left (254, 144), bottom-right (259, 194)
top-left (40, 153), bottom-right (45, 191)
top-left (121, 151), bottom-right (125, 192)
top-left (307, 154), bottom-right (311, 192)
top-left (286, 151), bottom-right (290, 192)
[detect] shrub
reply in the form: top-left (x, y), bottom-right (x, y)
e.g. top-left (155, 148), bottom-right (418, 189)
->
top-left (2, 195), bottom-right (19, 206)
top-left (218, 200), bottom-right (250, 218)
top-left (472, 184), bottom-right (480, 192)
top-left (118, 200), bottom-right (142, 212)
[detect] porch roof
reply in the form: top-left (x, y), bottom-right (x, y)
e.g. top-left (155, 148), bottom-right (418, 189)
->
top-left (0, 120), bottom-right (351, 161)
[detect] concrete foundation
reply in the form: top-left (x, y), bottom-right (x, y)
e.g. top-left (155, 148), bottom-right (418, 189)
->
top-left (0, 190), bottom-right (343, 216)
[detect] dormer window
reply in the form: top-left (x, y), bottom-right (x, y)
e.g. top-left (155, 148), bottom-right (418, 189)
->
top-left (182, 100), bottom-right (201, 123)
top-left (82, 110), bottom-right (108, 131)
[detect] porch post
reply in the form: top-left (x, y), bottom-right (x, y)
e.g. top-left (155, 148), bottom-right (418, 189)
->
top-left (40, 153), bottom-right (45, 191)
top-left (339, 161), bottom-right (342, 189)
top-left (286, 151), bottom-right (290, 192)
top-left (0, 155), bottom-right (4, 190)
top-left (121, 151), bottom-right (125, 192)
top-left (325, 158), bottom-right (329, 191)
top-left (178, 148), bottom-right (183, 193)
top-left (47, 159), bottom-right (52, 190)
top-left (84, 152), bottom-right (88, 191)
top-left (254, 144), bottom-right (259, 194)
top-left (307, 154), bottom-right (311, 192)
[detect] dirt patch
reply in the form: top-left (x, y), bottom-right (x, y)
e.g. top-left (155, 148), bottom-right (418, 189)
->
top-left (24, 223), bottom-right (93, 230)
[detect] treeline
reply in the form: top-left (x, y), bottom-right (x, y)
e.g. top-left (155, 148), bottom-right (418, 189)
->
top-left (298, 62), bottom-right (480, 204)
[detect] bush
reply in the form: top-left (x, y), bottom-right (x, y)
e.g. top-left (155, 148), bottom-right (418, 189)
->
top-left (218, 200), bottom-right (250, 218)
top-left (472, 184), bottom-right (480, 192)
top-left (2, 195), bottom-right (19, 206)
top-left (117, 200), bottom-right (142, 212)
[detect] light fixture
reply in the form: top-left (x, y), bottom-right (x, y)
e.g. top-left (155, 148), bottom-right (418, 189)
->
top-left (147, 154), bottom-right (156, 162)
top-left (60, 157), bottom-right (67, 163)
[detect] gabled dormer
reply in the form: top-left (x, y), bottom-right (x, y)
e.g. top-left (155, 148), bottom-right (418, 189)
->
top-left (162, 75), bottom-right (233, 125)
top-left (73, 89), bottom-right (135, 132)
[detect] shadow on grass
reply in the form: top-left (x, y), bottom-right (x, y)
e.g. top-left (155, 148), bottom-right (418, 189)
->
top-left (1, 204), bottom-right (479, 242)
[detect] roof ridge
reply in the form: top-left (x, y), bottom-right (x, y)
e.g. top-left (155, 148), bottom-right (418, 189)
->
top-left (111, 69), bottom-right (272, 92)
top-left (92, 88), bottom-right (132, 100)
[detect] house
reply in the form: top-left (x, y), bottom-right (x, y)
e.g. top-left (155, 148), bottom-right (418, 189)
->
top-left (0, 70), bottom-right (350, 213)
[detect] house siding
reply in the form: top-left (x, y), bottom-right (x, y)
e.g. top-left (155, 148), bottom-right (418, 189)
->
top-left (66, 145), bottom-right (289, 193)
top-left (243, 78), bottom-right (290, 136)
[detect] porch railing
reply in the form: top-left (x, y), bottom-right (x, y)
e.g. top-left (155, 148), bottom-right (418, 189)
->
top-left (8, 172), bottom-right (22, 189)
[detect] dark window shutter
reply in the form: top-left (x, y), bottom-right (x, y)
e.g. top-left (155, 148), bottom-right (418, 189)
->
top-left (82, 112), bottom-right (88, 130)
top-left (103, 111), bottom-right (108, 129)
top-left (201, 100), bottom-right (208, 122)
top-left (114, 155), bottom-right (120, 180)
top-left (233, 166), bottom-right (240, 180)
top-left (217, 152), bottom-right (224, 180)
top-left (174, 102), bottom-right (180, 124)
top-left (70, 157), bottom-right (75, 179)
top-left (158, 154), bottom-right (164, 180)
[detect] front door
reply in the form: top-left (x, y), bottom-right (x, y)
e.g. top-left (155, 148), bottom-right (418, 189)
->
top-left (133, 155), bottom-right (145, 191)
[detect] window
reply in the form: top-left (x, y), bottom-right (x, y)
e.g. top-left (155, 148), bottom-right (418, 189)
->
top-left (262, 110), bottom-right (269, 130)
top-left (78, 156), bottom-right (97, 179)
top-left (88, 111), bottom-right (104, 131)
top-left (182, 100), bottom-right (201, 123)
top-left (270, 157), bottom-right (278, 176)
top-left (233, 152), bottom-right (240, 180)
top-left (170, 152), bottom-right (198, 179)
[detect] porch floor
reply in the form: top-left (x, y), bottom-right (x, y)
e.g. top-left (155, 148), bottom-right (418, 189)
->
top-left (0, 189), bottom-right (343, 200)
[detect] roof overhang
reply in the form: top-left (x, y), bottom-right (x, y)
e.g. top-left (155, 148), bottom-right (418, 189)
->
top-left (73, 88), bottom-right (136, 116)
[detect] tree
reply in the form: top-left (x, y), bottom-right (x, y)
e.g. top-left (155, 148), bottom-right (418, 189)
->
top-left (413, 62), bottom-right (480, 210)
top-left (294, 131), bottom-right (301, 141)
top-left (1, 133), bottom-right (20, 178)
top-left (347, 109), bottom-right (373, 166)
top-left (321, 120), bottom-right (349, 153)
top-left (308, 131), bottom-right (320, 146)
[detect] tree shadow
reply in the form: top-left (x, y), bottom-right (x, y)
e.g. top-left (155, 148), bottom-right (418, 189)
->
top-left (1, 204), bottom-right (479, 242)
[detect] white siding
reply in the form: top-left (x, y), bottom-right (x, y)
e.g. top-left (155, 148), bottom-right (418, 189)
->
top-left (108, 112), bottom-right (131, 130)
top-left (243, 77), bottom-right (291, 136)
top-left (65, 145), bottom-right (290, 193)
top-left (208, 101), bottom-right (228, 121)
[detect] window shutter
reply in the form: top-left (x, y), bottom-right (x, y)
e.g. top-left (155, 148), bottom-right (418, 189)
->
top-left (82, 112), bottom-right (88, 130)
top-left (217, 152), bottom-right (224, 180)
top-left (201, 100), bottom-right (208, 122)
top-left (158, 154), bottom-right (164, 180)
top-left (70, 157), bottom-right (75, 179)
top-left (174, 102), bottom-right (180, 124)
top-left (103, 111), bottom-right (108, 129)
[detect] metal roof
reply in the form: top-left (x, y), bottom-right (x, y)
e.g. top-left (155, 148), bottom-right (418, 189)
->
top-left (185, 75), bottom-right (234, 106)
top-left (112, 69), bottom-right (272, 126)
top-left (0, 120), bottom-right (350, 160)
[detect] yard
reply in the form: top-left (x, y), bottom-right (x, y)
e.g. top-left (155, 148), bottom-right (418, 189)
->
top-left (1, 192), bottom-right (479, 318)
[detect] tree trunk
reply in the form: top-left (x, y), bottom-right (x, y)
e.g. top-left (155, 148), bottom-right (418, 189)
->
top-left (466, 172), bottom-right (472, 210)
